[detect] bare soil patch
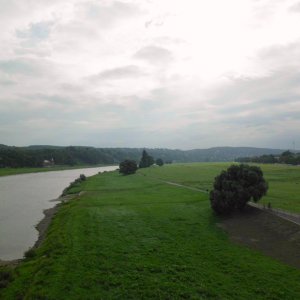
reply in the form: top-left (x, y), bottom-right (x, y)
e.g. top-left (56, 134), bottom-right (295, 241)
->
top-left (219, 205), bottom-right (300, 269)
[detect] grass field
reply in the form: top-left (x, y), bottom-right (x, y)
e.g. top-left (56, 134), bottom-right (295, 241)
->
top-left (1, 165), bottom-right (300, 299)
top-left (0, 164), bottom-right (115, 177)
top-left (139, 163), bottom-right (300, 213)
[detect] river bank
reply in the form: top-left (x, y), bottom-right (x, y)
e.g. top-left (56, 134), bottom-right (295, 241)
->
top-left (0, 164), bottom-right (117, 177)
top-left (0, 194), bottom-right (77, 267)
top-left (0, 166), bottom-right (118, 262)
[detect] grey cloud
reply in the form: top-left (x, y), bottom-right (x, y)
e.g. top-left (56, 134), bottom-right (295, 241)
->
top-left (89, 65), bottom-right (146, 81)
top-left (153, 36), bottom-right (186, 45)
top-left (259, 41), bottom-right (300, 69)
top-left (207, 67), bottom-right (300, 136)
top-left (0, 78), bottom-right (15, 86)
top-left (82, 1), bottom-right (141, 28)
top-left (289, 2), bottom-right (300, 12)
top-left (215, 67), bottom-right (300, 106)
top-left (134, 46), bottom-right (173, 64)
top-left (251, 0), bottom-right (282, 21)
top-left (16, 21), bottom-right (53, 41)
top-left (0, 58), bottom-right (61, 80)
top-left (0, 59), bottom-right (35, 75)
top-left (145, 18), bottom-right (164, 28)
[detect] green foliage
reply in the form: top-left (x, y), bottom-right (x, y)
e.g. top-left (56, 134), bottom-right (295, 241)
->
top-left (237, 150), bottom-right (300, 165)
top-left (1, 169), bottom-right (299, 299)
top-left (61, 174), bottom-right (87, 196)
top-left (24, 248), bottom-right (36, 259)
top-left (155, 158), bottom-right (164, 166)
top-left (79, 174), bottom-right (86, 181)
top-left (0, 270), bottom-right (13, 289)
top-left (210, 164), bottom-right (268, 214)
top-left (0, 144), bottom-right (285, 168)
top-left (139, 150), bottom-right (154, 168)
top-left (119, 160), bottom-right (138, 175)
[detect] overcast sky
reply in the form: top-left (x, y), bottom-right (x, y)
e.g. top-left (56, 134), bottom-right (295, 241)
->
top-left (1, 0), bottom-right (300, 149)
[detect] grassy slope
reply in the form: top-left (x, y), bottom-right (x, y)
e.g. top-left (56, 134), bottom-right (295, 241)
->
top-left (140, 163), bottom-right (300, 213)
top-left (1, 168), bottom-right (299, 299)
top-left (0, 165), bottom-right (113, 177)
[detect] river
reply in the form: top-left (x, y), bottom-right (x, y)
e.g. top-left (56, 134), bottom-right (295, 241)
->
top-left (0, 166), bottom-right (117, 261)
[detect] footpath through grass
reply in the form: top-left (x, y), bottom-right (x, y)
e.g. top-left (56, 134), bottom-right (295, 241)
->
top-left (1, 167), bottom-right (299, 299)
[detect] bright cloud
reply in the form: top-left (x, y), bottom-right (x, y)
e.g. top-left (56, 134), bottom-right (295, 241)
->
top-left (0, 0), bottom-right (300, 149)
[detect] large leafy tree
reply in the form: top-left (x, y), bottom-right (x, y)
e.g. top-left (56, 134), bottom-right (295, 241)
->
top-left (139, 150), bottom-right (154, 168)
top-left (210, 164), bottom-right (268, 215)
top-left (119, 160), bottom-right (138, 175)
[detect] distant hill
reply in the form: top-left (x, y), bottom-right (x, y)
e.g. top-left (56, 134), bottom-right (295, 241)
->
top-left (184, 147), bottom-right (284, 162)
top-left (0, 144), bottom-right (287, 168)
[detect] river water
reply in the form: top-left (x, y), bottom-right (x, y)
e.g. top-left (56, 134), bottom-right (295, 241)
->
top-left (0, 166), bottom-right (117, 261)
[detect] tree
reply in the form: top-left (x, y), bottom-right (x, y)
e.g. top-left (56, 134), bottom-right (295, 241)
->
top-left (139, 150), bottom-right (154, 168)
top-left (119, 160), bottom-right (138, 175)
top-left (156, 158), bottom-right (164, 166)
top-left (209, 164), bottom-right (268, 215)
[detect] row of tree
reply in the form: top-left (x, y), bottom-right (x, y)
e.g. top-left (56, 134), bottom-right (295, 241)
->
top-left (0, 146), bottom-right (114, 168)
top-left (236, 150), bottom-right (300, 165)
top-left (119, 150), bottom-right (164, 175)
top-left (0, 146), bottom-right (170, 168)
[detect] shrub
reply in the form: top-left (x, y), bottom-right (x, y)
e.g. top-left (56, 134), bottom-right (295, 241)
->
top-left (139, 150), bottom-right (154, 168)
top-left (80, 174), bottom-right (86, 181)
top-left (24, 248), bottom-right (36, 259)
top-left (0, 270), bottom-right (13, 289)
top-left (156, 158), bottom-right (164, 166)
top-left (210, 164), bottom-right (268, 215)
top-left (119, 160), bottom-right (138, 175)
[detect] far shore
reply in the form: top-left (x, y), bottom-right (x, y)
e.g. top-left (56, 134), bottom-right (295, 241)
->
top-left (0, 164), bottom-right (118, 177)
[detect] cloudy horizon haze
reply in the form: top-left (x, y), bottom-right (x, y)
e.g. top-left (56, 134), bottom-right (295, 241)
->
top-left (1, 0), bottom-right (300, 150)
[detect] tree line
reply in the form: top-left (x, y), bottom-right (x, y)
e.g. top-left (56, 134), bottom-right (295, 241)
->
top-left (119, 150), bottom-right (164, 175)
top-left (0, 144), bottom-right (285, 168)
top-left (0, 146), bottom-right (114, 167)
top-left (0, 145), bottom-right (171, 168)
top-left (236, 150), bottom-right (300, 165)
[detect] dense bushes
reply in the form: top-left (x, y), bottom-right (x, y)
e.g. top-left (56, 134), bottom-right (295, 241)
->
top-left (61, 174), bottom-right (86, 196)
top-left (119, 160), bottom-right (138, 175)
top-left (139, 150), bottom-right (154, 168)
top-left (210, 164), bottom-right (268, 215)
top-left (156, 158), bottom-right (164, 166)
top-left (236, 150), bottom-right (300, 165)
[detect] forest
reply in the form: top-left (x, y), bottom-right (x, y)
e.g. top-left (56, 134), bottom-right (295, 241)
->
top-left (0, 144), bottom-right (285, 168)
top-left (236, 150), bottom-right (300, 165)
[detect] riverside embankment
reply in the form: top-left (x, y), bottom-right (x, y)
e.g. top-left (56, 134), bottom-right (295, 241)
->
top-left (0, 166), bottom-right (117, 261)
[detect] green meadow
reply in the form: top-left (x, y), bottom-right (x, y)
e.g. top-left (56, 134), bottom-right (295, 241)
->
top-left (139, 163), bottom-right (300, 213)
top-left (1, 163), bottom-right (300, 299)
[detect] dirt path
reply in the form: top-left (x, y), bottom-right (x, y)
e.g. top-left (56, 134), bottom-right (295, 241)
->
top-left (249, 202), bottom-right (300, 225)
top-left (164, 181), bottom-right (209, 193)
top-left (219, 206), bottom-right (300, 269)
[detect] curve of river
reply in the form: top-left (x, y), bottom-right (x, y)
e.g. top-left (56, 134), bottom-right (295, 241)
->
top-left (0, 166), bottom-right (117, 261)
